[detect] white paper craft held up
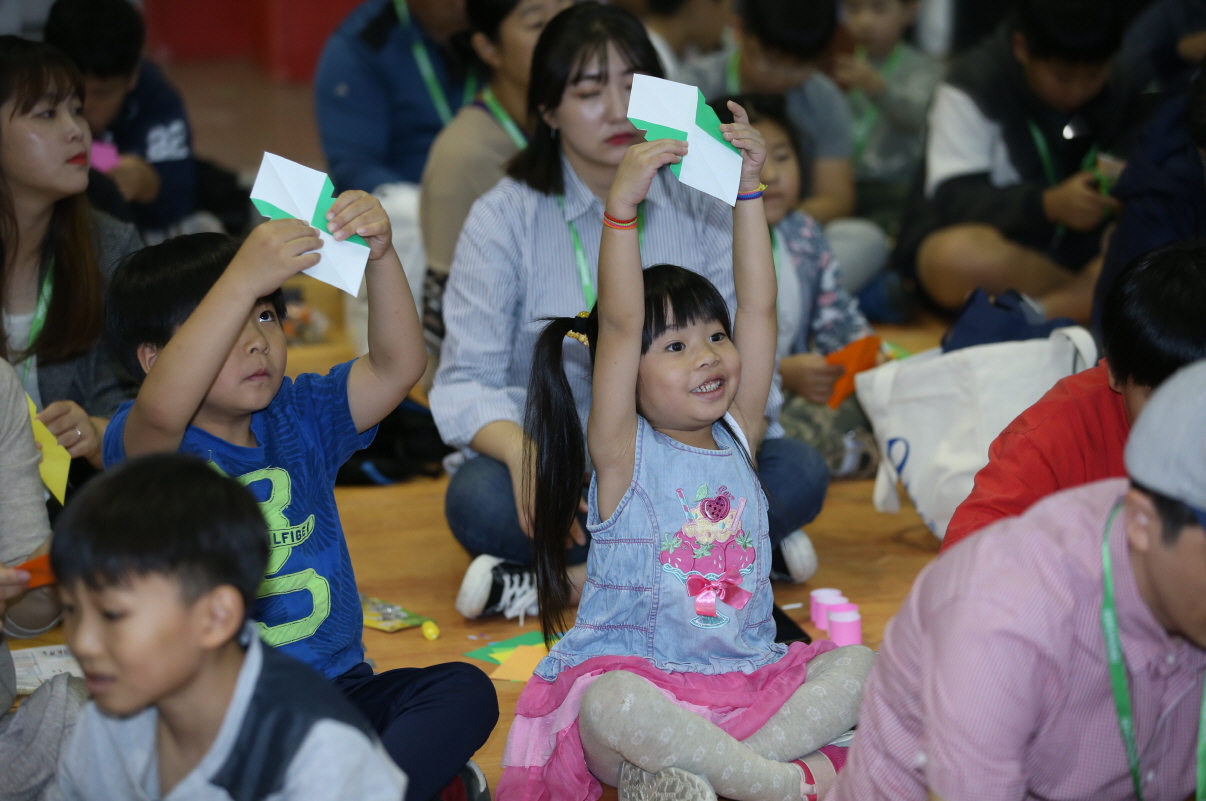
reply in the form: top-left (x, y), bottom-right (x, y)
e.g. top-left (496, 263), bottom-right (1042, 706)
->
top-left (627, 74), bottom-right (743, 205)
top-left (249, 153), bottom-right (370, 296)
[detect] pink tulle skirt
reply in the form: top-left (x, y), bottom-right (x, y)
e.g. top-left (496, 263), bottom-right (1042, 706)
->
top-left (496, 640), bottom-right (837, 801)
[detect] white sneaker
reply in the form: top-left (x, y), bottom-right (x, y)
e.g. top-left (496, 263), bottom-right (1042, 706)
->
top-left (455, 554), bottom-right (539, 624)
top-left (777, 530), bottom-right (819, 584)
top-left (619, 762), bottom-right (716, 801)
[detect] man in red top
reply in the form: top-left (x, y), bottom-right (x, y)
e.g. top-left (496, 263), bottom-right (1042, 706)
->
top-left (943, 241), bottom-right (1206, 551)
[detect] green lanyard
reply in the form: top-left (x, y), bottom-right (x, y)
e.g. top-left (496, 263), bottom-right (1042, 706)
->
top-left (17, 260), bottom-right (54, 390)
top-left (1026, 118), bottom-right (1099, 188)
top-left (726, 49), bottom-right (741, 95)
top-left (1101, 503), bottom-right (1206, 801)
top-left (1027, 119), bottom-right (1103, 243)
top-left (850, 45), bottom-right (902, 164)
top-left (480, 85), bottom-right (528, 149)
top-left (556, 199), bottom-right (645, 308)
top-left (393, 0), bottom-right (477, 124)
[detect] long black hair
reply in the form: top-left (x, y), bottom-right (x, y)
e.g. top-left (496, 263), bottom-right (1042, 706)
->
top-left (506, 2), bottom-right (662, 195)
top-left (525, 264), bottom-right (735, 643)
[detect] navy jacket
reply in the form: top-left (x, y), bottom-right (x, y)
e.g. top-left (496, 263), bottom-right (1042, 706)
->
top-left (1093, 93), bottom-right (1206, 332)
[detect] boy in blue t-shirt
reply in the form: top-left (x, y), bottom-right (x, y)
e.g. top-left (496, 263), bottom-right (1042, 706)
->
top-left (104, 191), bottom-right (498, 800)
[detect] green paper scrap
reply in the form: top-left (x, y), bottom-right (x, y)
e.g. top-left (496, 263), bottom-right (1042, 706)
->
top-left (251, 179), bottom-right (368, 248)
top-left (629, 118), bottom-right (689, 178)
top-left (882, 340), bottom-right (912, 360)
top-left (464, 630), bottom-right (559, 664)
top-left (694, 91), bottom-right (740, 155)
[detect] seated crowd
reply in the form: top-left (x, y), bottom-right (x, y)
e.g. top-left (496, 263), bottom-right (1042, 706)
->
top-left (2, 0), bottom-right (1205, 799)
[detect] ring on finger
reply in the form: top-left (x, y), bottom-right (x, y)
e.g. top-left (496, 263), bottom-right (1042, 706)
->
top-left (75, 427), bottom-right (83, 442)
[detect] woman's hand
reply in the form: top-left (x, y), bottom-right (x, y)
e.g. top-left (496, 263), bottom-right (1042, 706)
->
top-left (327, 190), bottom-right (394, 262)
top-left (780, 352), bottom-right (845, 405)
top-left (720, 100), bottom-right (766, 194)
top-left (0, 565), bottom-right (31, 620)
top-left (39, 401), bottom-right (102, 465)
top-left (606, 139), bottom-right (688, 220)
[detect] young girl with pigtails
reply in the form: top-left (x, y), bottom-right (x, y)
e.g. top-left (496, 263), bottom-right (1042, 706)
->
top-left (496, 102), bottom-right (874, 801)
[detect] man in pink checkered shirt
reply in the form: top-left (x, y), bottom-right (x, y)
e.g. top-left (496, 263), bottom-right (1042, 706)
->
top-left (833, 361), bottom-right (1206, 801)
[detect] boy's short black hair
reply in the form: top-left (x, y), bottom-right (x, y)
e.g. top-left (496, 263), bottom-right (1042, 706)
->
top-left (1014, 0), bottom-right (1123, 64)
top-left (107, 232), bottom-right (287, 381)
top-left (740, 0), bottom-right (836, 62)
top-left (1101, 241), bottom-right (1206, 389)
top-left (44, 0), bottom-right (145, 79)
top-left (50, 454), bottom-right (269, 616)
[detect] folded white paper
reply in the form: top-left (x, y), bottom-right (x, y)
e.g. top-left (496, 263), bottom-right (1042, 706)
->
top-left (250, 153), bottom-right (370, 296)
top-left (627, 74), bottom-right (743, 205)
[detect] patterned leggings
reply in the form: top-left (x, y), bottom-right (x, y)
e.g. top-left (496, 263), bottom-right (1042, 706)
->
top-left (578, 645), bottom-right (875, 801)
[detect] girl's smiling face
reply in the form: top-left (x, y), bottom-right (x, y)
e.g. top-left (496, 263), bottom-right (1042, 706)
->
top-left (756, 117), bottom-right (801, 227)
top-left (542, 42), bottom-right (642, 171)
top-left (637, 315), bottom-right (741, 444)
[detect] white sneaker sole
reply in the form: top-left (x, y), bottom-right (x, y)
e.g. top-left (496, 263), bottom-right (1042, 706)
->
top-left (456, 554), bottom-right (505, 619)
top-left (781, 530), bottom-right (819, 584)
top-left (618, 763), bottom-right (715, 801)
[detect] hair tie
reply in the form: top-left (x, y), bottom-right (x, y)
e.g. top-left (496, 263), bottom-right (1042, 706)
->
top-left (565, 310), bottom-right (591, 346)
top-left (603, 211), bottom-right (639, 231)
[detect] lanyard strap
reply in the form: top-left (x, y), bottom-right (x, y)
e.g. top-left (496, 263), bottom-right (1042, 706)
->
top-left (850, 44), bottom-right (903, 164)
top-left (1101, 503), bottom-right (1206, 801)
top-left (726, 49), bottom-right (741, 96)
top-left (557, 198), bottom-right (645, 308)
top-left (18, 260), bottom-right (54, 390)
top-left (1026, 118), bottom-right (1098, 187)
top-left (393, 0), bottom-right (476, 124)
top-left (480, 85), bottom-right (528, 149)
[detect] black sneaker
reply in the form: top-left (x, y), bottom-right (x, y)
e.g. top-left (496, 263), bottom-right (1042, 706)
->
top-left (769, 530), bottom-right (818, 584)
top-left (455, 555), bottom-right (539, 623)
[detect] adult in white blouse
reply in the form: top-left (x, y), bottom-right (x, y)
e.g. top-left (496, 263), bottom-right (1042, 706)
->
top-left (432, 2), bottom-right (829, 621)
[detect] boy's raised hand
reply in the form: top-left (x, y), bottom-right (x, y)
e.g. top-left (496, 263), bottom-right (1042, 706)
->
top-left (228, 218), bottom-right (323, 298)
top-left (720, 100), bottom-right (767, 194)
top-left (325, 190), bottom-right (394, 262)
top-left (607, 139), bottom-right (688, 220)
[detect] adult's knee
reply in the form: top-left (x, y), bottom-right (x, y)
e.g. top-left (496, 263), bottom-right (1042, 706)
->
top-left (758, 437), bottom-right (830, 535)
top-left (444, 456), bottom-right (530, 562)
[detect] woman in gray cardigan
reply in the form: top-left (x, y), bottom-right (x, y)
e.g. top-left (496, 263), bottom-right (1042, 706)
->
top-left (0, 37), bottom-right (141, 470)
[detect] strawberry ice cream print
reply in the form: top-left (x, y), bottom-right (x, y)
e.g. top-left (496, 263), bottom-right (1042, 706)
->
top-left (659, 485), bottom-right (755, 627)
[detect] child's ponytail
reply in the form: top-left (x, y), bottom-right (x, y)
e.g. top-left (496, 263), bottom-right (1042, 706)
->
top-left (524, 311), bottom-right (598, 645)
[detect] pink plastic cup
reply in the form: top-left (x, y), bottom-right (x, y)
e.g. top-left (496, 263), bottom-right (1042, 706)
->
top-left (809, 589), bottom-right (843, 625)
top-left (815, 595), bottom-right (848, 630)
top-left (820, 602), bottom-right (857, 630)
top-left (828, 610), bottom-right (862, 646)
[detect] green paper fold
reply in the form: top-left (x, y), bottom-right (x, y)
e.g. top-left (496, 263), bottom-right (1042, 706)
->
top-left (629, 118), bottom-right (689, 178)
top-left (252, 179), bottom-right (368, 248)
top-left (695, 90), bottom-right (740, 155)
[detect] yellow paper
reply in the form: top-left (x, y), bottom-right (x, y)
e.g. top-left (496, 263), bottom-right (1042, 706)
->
top-left (489, 644), bottom-right (549, 682)
top-left (27, 396), bottom-right (69, 505)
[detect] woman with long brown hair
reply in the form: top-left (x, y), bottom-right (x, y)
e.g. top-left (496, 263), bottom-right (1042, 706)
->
top-left (0, 36), bottom-right (140, 470)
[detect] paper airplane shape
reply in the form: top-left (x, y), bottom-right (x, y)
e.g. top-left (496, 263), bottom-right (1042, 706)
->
top-left (27, 395), bottom-right (69, 505)
top-left (628, 74), bottom-right (743, 205)
top-left (250, 153), bottom-right (370, 296)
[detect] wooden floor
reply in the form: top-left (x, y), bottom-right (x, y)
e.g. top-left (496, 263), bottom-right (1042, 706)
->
top-left (19, 61), bottom-right (949, 795)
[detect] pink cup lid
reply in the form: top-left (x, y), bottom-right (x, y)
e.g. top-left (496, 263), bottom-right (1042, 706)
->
top-left (810, 588), bottom-right (843, 598)
top-left (829, 610), bottom-right (861, 622)
top-left (824, 602), bottom-right (857, 616)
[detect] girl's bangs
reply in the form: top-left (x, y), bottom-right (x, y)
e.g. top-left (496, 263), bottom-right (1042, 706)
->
top-left (566, 18), bottom-right (663, 86)
top-left (642, 265), bottom-right (732, 352)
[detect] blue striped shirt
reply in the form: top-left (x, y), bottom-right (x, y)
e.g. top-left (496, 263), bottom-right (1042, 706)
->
top-left (431, 157), bottom-right (784, 453)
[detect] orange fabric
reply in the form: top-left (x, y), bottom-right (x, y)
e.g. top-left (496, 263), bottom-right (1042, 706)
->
top-left (825, 336), bottom-right (882, 409)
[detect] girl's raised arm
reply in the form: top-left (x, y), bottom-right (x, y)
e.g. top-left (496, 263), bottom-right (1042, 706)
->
top-left (589, 140), bottom-right (687, 516)
top-left (723, 101), bottom-right (777, 444)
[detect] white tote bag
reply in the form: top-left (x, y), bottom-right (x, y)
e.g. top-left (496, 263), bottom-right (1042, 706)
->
top-left (854, 327), bottom-right (1098, 540)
